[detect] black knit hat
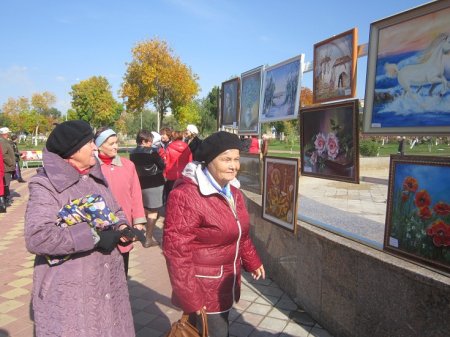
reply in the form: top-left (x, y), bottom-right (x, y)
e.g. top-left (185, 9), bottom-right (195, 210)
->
top-left (46, 120), bottom-right (94, 158)
top-left (196, 131), bottom-right (242, 165)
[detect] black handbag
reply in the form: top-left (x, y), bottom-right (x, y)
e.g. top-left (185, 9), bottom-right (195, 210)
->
top-left (0, 196), bottom-right (6, 213)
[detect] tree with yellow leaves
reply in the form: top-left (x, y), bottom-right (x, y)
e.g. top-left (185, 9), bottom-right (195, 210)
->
top-left (121, 38), bottom-right (199, 130)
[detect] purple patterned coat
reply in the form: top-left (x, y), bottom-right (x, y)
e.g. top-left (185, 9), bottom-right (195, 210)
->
top-left (25, 149), bottom-right (135, 337)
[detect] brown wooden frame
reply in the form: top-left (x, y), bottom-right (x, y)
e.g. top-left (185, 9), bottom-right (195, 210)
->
top-left (313, 28), bottom-right (358, 104)
top-left (262, 156), bottom-right (299, 233)
top-left (384, 154), bottom-right (450, 273)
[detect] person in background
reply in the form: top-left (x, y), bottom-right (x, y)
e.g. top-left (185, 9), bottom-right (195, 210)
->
top-left (0, 127), bottom-right (15, 206)
top-left (159, 127), bottom-right (172, 151)
top-left (397, 136), bottom-right (406, 155)
top-left (240, 135), bottom-right (251, 153)
top-left (10, 134), bottom-right (26, 183)
top-left (163, 131), bottom-right (265, 337)
top-left (24, 120), bottom-right (135, 337)
top-left (130, 129), bottom-right (165, 247)
top-left (261, 134), bottom-right (269, 157)
top-left (0, 144), bottom-right (5, 212)
top-left (94, 127), bottom-right (146, 275)
top-left (248, 135), bottom-right (260, 154)
top-left (184, 124), bottom-right (202, 160)
top-left (164, 130), bottom-right (192, 197)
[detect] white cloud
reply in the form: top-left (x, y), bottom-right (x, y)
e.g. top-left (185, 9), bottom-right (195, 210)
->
top-left (0, 65), bottom-right (33, 88)
top-left (55, 75), bottom-right (66, 82)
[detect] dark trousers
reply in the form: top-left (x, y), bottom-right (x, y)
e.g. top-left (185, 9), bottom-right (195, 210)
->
top-left (189, 311), bottom-right (230, 337)
top-left (122, 252), bottom-right (129, 276)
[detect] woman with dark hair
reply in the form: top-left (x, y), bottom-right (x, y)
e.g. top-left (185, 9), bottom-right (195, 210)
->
top-left (164, 130), bottom-right (192, 197)
top-left (94, 127), bottom-right (146, 275)
top-left (130, 129), bottom-right (166, 247)
top-left (25, 120), bottom-right (135, 337)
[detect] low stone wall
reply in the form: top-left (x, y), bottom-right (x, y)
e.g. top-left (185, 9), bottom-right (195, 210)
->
top-left (245, 193), bottom-right (450, 337)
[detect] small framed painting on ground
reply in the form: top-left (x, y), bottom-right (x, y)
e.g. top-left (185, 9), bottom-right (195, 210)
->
top-left (237, 153), bottom-right (261, 194)
top-left (260, 54), bottom-right (304, 123)
top-left (363, 0), bottom-right (450, 135)
top-left (262, 156), bottom-right (299, 232)
top-left (239, 66), bottom-right (263, 135)
top-left (221, 77), bottom-right (240, 127)
top-left (300, 99), bottom-right (359, 184)
top-left (313, 28), bottom-right (358, 103)
top-left (384, 155), bottom-right (450, 273)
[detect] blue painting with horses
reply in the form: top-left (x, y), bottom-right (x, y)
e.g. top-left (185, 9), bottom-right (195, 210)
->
top-left (372, 33), bottom-right (450, 128)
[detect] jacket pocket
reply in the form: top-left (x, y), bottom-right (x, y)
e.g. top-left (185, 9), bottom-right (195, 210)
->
top-left (194, 265), bottom-right (224, 279)
top-left (38, 267), bottom-right (58, 300)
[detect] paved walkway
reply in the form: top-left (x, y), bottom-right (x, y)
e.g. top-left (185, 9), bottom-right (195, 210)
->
top-left (0, 168), bottom-right (333, 337)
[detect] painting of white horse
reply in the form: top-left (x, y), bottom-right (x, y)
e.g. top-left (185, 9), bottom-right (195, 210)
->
top-left (363, 1), bottom-right (450, 134)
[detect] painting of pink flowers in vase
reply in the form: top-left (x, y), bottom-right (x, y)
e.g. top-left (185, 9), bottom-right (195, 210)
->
top-left (300, 99), bottom-right (359, 183)
top-left (384, 155), bottom-right (450, 273)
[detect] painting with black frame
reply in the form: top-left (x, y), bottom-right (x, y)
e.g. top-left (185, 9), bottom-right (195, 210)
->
top-left (301, 99), bottom-right (359, 184)
top-left (237, 153), bottom-right (261, 194)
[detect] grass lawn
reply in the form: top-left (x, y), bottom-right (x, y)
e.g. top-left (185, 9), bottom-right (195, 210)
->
top-left (266, 139), bottom-right (450, 158)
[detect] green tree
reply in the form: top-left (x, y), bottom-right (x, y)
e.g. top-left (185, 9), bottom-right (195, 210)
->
top-left (121, 38), bottom-right (199, 130)
top-left (177, 100), bottom-right (201, 128)
top-left (1, 93), bottom-right (60, 144)
top-left (70, 76), bottom-right (123, 127)
top-left (198, 86), bottom-right (219, 135)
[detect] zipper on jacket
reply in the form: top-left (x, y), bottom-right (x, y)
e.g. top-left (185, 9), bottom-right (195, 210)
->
top-left (218, 192), bottom-right (241, 305)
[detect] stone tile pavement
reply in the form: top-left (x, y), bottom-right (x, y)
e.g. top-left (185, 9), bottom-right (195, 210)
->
top-left (0, 168), bottom-right (333, 337)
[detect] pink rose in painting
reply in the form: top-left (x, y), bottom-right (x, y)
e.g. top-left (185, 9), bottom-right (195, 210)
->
top-left (314, 133), bottom-right (327, 155)
top-left (327, 133), bottom-right (339, 159)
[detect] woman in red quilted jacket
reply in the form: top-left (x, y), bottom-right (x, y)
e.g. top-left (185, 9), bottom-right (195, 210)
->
top-left (163, 131), bottom-right (265, 337)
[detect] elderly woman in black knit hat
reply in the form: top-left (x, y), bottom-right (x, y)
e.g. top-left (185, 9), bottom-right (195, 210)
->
top-left (163, 131), bottom-right (265, 337)
top-left (24, 120), bottom-right (135, 337)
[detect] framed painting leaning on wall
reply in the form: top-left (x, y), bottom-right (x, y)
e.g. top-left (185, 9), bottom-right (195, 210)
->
top-left (313, 28), bottom-right (358, 104)
top-left (262, 156), bottom-right (299, 232)
top-left (301, 99), bottom-right (359, 184)
top-left (221, 77), bottom-right (240, 127)
top-left (239, 66), bottom-right (263, 135)
top-left (384, 155), bottom-right (450, 273)
top-left (363, 0), bottom-right (450, 135)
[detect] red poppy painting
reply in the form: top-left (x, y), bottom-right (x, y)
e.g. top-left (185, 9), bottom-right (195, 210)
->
top-left (384, 155), bottom-right (450, 273)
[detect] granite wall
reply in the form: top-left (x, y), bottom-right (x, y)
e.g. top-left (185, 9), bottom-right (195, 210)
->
top-left (245, 193), bottom-right (450, 337)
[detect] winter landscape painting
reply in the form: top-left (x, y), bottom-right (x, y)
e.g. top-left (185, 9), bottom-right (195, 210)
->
top-left (364, 1), bottom-right (450, 135)
top-left (313, 28), bottom-right (357, 103)
top-left (260, 55), bottom-right (303, 123)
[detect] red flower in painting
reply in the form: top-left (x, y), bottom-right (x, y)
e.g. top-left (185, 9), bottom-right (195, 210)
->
top-left (426, 220), bottom-right (450, 247)
top-left (418, 207), bottom-right (432, 220)
top-left (401, 191), bottom-right (409, 203)
top-left (402, 176), bottom-right (418, 193)
top-left (433, 202), bottom-right (450, 216)
top-left (415, 190), bottom-right (431, 208)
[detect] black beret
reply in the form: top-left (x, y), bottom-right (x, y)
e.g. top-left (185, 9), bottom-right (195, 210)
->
top-left (46, 120), bottom-right (94, 158)
top-left (196, 131), bottom-right (242, 165)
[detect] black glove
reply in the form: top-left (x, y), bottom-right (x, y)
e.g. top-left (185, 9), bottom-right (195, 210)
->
top-left (97, 230), bottom-right (122, 253)
top-left (120, 227), bottom-right (146, 245)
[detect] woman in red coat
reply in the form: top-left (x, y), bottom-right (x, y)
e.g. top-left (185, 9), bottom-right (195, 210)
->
top-left (163, 131), bottom-right (265, 337)
top-left (164, 130), bottom-right (193, 196)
